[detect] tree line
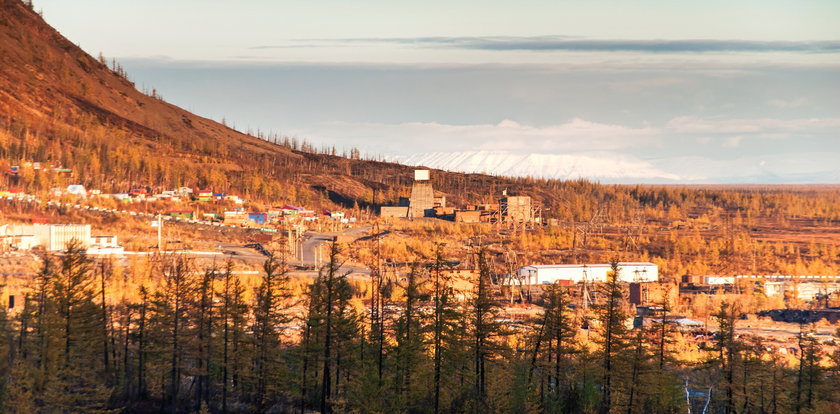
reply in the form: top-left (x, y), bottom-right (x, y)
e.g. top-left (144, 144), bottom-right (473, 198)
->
top-left (0, 240), bottom-right (838, 413)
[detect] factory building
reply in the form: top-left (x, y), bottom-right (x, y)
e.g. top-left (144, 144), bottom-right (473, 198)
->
top-left (516, 262), bottom-right (658, 285)
top-left (501, 195), bottom-right (532, 223)
top-left (408, 169), bottom-right (435, 218)
top-left (1, 223), bottom-right (91, 251)
top-left (380, 169), bottom-right (437, 219)
top-left (380, 206), bottom-right (409, 218)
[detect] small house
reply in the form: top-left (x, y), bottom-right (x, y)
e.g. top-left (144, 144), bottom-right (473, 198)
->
top-left (129, 189), bottom-right (147, 199)
top-left (223, 211), bottom-right (247, 226)
top-left (195, 190), bottom-right (213, 202)
top-left (282, 205), bottom-right (301, 216)
top-left (248, 212), bottom-right (268, 225)
top-left (169, 210), bottom-right (194, 220)
top-left (66, 185), bottom-right (87, 197)
top-left (91, 235), bottom-right (119, 248)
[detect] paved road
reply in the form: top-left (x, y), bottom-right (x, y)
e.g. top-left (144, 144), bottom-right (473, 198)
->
top-left (299, 225), bottom-right (371, 265)
top-left (296, 226), bottom-right (372, 278)
top-left (301, 233), bottom-right (336, 264)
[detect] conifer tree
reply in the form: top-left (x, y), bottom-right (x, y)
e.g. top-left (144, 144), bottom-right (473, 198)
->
top-left (193, 266), bottom-right (215, 410)
top-left (794, 323), bottom-right (821, 414)
top-left (531, 283), bottom-right (578, 412)
top-left (302, 240), bottom-right (358, 414)
top-left (394, 262), bottom-right (428, 411)
top-left (43, 239), bottom-right (112, 412)
top-left (217, 260), bottom-right (243, 414)
top-left (252, 252), bottom-right (292, 410)
top-left (429, 243), bottom-right (459, 414)
top-left (714, 300), bottom-right (739, 414)
top-left (468, 247), bottom-right (503, 412)
top-left (597, 260), bottom-right (628, 414)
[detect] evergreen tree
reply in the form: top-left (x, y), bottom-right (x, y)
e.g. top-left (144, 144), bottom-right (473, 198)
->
top-left (429, 243), bottom-right (461, 414)
top-left (596, 260), bottom-right (628, 414)
top-left (44, 239), bottom-right (113, 412)
top-left (251, 252), bottom-right (292, 410)
top-left (301, 240), bottom-right (359, 414)
top-left (794, 323), bottom-right (821, 414)
top-left (530, 284), bottom-right (578, 413)
top-left (394, 262), bottom-right (428, 412)
top-left (713, 300), bottom-right (739, 414)
top-left (467, 247), bottom-right (504, 412)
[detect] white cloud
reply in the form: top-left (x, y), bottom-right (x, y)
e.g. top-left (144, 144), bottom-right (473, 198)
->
top-left (723, 136), bottom-right (744, 148)
top-left (767, 97), bottom-right (807, 108)
top-left (665, 116), bottom-right (840, 134)
top-left (607, 77), bottom-right (685, 92)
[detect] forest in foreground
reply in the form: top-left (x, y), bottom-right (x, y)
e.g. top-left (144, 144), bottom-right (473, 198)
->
top-left (1, 240), bottom-right (838, 414)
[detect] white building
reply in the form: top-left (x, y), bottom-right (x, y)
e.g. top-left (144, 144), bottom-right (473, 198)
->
top-left (90, 235), bottom-right (119, 248)
top-left (66, 184), bottom-right (87, 197)
top-left (0, 225), bottom-right (37, 250)
top-left (764, 281), bottom-right (840, 301)
top-left (88, 235), bottom-right (124, 255)
top-left (517, 262), bottom-right (658, 285)
top-left (3, 224), bottom-right (91, 251)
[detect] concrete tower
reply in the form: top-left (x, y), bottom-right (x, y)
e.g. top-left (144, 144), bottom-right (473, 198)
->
top-left (408, 169), bottom-right (434, 218)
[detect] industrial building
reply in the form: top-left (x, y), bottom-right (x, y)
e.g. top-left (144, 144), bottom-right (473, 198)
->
top-left (378, 171), bottom-right (541, 227)
top-left (501, 195), bottom-right (532, 223)
top-left (1, 223), bottom-right (91, 251)
top-left (380, 206), bottom-right (409, 218)
top-left (408, 169), bottom-right (435, 218)
top-left (516, 262), bottom-right (659, 285)
top-left (762, 281), bottom-right (840, 301)
top-left (380, 169), bottom-right (438, 219)
top-left (682, 274), bottom-right (840, 285)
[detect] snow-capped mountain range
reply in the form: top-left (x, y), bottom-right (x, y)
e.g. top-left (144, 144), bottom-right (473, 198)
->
top-left (392, 151), bottom-right (840, 184)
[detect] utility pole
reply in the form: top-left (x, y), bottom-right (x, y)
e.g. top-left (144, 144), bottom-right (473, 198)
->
top-left (153, 214), bottom-right (163, 252)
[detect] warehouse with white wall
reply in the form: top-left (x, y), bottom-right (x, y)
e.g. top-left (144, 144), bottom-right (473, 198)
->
top-left (517, 262), bottom-right (658, 285)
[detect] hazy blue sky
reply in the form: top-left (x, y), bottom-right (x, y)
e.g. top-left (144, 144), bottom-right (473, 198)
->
top-left (35, 0), bottom-right (840, 183)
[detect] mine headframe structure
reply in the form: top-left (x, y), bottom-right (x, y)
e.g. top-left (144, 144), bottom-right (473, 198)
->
top-left (495, 195), bottom-right (542, 230)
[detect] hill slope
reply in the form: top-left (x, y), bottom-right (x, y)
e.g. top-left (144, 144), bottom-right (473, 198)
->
top-left (0, 0), bottom-right (308, 194)
top-left (0, 0), bottom-right (290, 155)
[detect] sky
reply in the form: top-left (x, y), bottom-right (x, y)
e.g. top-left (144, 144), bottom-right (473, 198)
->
top-left (35, 0), bottom-right (840, 183)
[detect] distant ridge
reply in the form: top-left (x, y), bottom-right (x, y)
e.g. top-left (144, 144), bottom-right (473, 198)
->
top-left (396, 151), bottom-right (682, 183)
top-left (397, 151), bottom-right (840, 184)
